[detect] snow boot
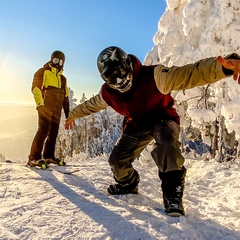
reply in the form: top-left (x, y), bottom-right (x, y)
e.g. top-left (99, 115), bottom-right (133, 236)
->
top-left (159, 167), bottom-right (187, 217)
top-left (162, 192), bottom-right (185, 217)
top-left (27, 159), bottom-right (47, 169)
top-left (45, 157), bottom-right (66, 166)
top-left (107, 170), bottom-right (140, 195)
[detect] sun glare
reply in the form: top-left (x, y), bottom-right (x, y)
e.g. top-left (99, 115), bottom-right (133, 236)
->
top-left (0, 54), bottom-right (33, 104)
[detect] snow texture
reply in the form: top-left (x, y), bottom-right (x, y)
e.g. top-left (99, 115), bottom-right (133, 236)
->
top-left (1, 155), bottom-right (240, 240)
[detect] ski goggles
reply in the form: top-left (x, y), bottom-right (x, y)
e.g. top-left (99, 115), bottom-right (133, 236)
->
top-left (52, 58), bottom-right (64, 66)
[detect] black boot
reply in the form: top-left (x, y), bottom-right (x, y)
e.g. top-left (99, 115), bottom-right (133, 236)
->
top-left (159, 167), bottom-right (187, 217)
top-left (107, 170), bottom-right (140, 195)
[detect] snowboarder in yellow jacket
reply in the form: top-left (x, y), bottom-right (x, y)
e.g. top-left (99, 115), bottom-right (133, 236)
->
top-left (65, 46), bottom-right (240, 216)
top-left (28, 50), bottom-right (69, 168)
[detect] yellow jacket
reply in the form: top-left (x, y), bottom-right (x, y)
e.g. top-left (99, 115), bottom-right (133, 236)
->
top-left (31, 62), bottom-right (69, 118)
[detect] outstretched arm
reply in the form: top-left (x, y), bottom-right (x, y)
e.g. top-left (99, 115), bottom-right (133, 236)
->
top-left (65, 92), bottom-right (108, 130)
top-left (154, 53), bottom-right (240, 94)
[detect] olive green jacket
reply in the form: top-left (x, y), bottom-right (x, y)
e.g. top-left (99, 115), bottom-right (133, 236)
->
top-left (69, 53), bottom-right (238, 119)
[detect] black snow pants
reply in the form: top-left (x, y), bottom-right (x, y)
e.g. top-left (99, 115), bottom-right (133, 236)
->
top-left (108, 120), bottom-right (185, 183)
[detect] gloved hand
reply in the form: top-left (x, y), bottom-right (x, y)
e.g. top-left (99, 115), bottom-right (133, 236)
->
top-left (37, 105), bottom-right (46, 117)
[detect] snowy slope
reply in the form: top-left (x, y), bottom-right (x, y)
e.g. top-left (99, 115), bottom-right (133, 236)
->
top-left (1, 155), bottom-right (240, 240)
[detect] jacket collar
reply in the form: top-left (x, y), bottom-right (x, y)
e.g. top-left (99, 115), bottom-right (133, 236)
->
top-left (43, 62), bottom-right (63, 75)
top-left (50, 64), bottom-right (63, 75)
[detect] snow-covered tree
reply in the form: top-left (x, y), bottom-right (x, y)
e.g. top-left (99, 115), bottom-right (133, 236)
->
top-left (55, 89), bottom-right (123, 159)
top-left (145, 0), bottom-right (240, 161)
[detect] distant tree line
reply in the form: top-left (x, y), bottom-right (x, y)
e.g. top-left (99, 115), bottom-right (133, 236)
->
top-left (55, 89), bottom-right (123, 159)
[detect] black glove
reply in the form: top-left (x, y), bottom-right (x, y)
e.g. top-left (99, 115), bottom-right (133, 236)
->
top-left (37, 105), bottom-right (46, 117)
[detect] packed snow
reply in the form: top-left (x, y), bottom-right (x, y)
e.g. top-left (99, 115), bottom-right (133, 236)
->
top-left (0, 154), bottom-right (240, 240)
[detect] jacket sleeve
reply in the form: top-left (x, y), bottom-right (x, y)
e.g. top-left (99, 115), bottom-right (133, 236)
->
top-left (63, 96), bottom-right (70, 118)
top-left (62, 79), bottom-right (70, 118)
top-left (154, 53), bottom-right (239, 94)
top-left (69, 91), bottom-right (109, 119)
top-left (31, 68), bottom-right (45, 106)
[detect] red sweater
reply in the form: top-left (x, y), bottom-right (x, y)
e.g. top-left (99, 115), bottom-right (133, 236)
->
top-left (101, 55), bottom-right (180, 133)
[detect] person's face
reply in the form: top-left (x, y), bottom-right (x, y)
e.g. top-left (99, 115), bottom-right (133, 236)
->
top-left (103, 61), bottom-right (133, 93)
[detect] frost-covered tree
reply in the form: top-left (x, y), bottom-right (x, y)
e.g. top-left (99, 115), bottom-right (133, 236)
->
top-left (145, 0), bottom-right (240, 161)
top-left (80, 93), bottom-right (87, 103)
top-left (55, 87), bottom-right (79, 159)
top-left (55, 88), bottom-right (123, 159)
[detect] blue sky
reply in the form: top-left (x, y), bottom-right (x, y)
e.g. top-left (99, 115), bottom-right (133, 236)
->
top-left (0, 1), bottom-right (166, 104)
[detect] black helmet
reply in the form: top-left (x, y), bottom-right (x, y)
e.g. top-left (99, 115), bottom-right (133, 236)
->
top-left (97, 46), bottom-right (133, 93)
top-left (50, 50), bottom-right (65, 69)
top-left (97, 46), bottom-right (131, 78)
top-left (51, 50), bottom-right (65, 62)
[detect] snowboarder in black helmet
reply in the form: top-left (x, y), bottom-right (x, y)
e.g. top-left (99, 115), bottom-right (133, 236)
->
top-left (65, 46), bottom-right (240, 216)
top-left (28, 50), bottom-right (69, 168)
